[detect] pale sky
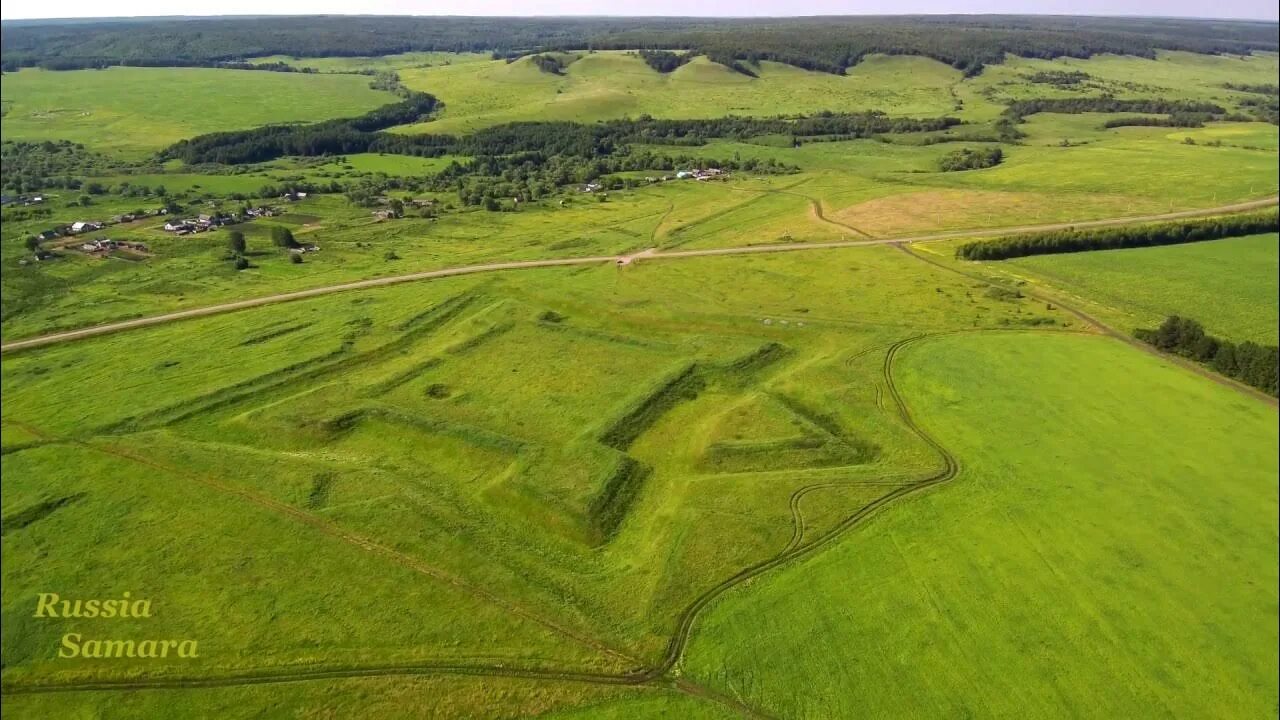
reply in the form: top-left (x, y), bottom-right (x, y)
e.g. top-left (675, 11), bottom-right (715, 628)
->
top-left (2, 1), bottom-right (1277, 21)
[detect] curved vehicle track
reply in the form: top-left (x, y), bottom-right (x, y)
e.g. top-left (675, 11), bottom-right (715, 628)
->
top-left (2, 331), bottom-right (978, 707)
top-left (3, 196), bottom-right (1274, 354)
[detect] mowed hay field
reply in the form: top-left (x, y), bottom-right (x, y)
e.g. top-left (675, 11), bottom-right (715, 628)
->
top-left (395, 52), bottom-right (965, 135)
top-left (684, 331), bottom-right (1279, 719)
top-left (0, 67), bottom-right (397, 158)
top-left (1008, 233), bottom-right (1280, 344)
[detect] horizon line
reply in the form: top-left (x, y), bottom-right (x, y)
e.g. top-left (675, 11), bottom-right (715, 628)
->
top-left (4, 11), bottom-right (1279, 22)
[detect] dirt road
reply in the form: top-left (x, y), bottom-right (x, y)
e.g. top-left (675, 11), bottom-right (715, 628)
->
top-left (3, 196), bottom-right (1275, 353)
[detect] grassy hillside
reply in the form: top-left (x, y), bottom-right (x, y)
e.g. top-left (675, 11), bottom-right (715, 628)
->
top-left (396, 52), bottom-right (965, 135)
top-left (0, 67), bottom-right (397, 158)
top-left (684, 331), bottom-right (1279, 719)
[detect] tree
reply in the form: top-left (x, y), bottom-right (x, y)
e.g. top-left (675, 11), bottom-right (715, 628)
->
top-left (289, 252), bottom-right (304, 264)
top-left (25, 236), bottom-right (41, 251)
top-left (234, 256), bottom-right (250, 270)
top-left (227, 230), bottom-right (246, 254)
top-left (271, 225), bottom-right (298, 248)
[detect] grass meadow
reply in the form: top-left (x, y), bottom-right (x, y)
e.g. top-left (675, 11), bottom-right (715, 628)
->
top-left (683, 331), bottom-right (1279, 719)
top-left (0, 67), bottom-right (396, 158)
top-left (395, 52), bottom-right (965, 135)
top-left (1008, 233), bottom-right (1280, 344)
top-left (2, 44), bottom-right (1278, 719)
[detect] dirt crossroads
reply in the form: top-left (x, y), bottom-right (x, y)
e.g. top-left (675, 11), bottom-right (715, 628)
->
top-left (3, 196), bottom-right (1275, 353)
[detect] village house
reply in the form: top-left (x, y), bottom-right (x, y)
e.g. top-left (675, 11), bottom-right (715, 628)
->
top-left (372, 208), bottom-right (401, 220)
top-left (70, 221), bottom-right (102, 234)
top-left (80, 239), bottom-right (119, 253)
top-left (287, 243), bottom-right (320, 254)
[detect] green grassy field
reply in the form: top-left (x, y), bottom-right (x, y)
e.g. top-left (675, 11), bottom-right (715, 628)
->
top-left (683, 331), bottom-right (1279, 719)
top-left (249, 51), bottom-right (491, 73)
top-left (1007, 233), bottom-right (1280, 344)
top-left (1, 244), bottom-right (1071, 706)
top-left (395, 52), bottom-right (965, 135)
top-left (2, 39), bottom-right (1278, 720)
top-left (0, 67), bottom-right (396, 158)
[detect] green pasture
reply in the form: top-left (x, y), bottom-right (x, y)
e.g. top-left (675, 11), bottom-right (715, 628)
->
top-left (2, 43), bottom-right (1278, 719)
top-left (249, 51), bottom-right (490, 73)
top-left (0, 67), bottom-right (396, 158)
top-left (396, 52), bottom-right (964, 135)
top-left (959, 50), bottom-right (1280, 119)
top-left (1, 243), bottom-right (1070, 693)
top-left (1005, 233), bottom-right (1280, 344)
top-left (684, 331), bottom-right (1279, 719)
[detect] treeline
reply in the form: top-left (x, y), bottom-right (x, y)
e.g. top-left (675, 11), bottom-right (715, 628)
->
top-left (1026, 70), bottom-right (1090, 85)
top-left (161, 108), bottom-right (959, 165)
top-left (956, 210), bottom-right (1279, 260)
top-left (1135, 316), bottom-right (1278, 396)
top-left (938, 146), bottom-right (1002, 171)
top-left (429, 151), bottom-right (797, 209)
top-left (1222, 82), bottom-right (1279, 95)
top-left (1239, 95), bottom-right (1280, 125)
top-left (3, 15), bottom-right (1276, 75)
top-left (1102, 113), bottom-right (1212, 128)
top-left (638, 49), bottom-right (692, 73)
top-left (160, 93), bottom-right (444, 164)
top-left (1004, 97), bottom-right (1226, 121)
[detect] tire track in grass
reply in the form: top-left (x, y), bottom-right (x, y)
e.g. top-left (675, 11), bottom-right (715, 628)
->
top-left (2, 329), bottom-right (1080, 718)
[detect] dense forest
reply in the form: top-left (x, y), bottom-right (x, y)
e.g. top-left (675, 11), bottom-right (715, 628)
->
top-left (955, 210), bottom-right (1280, 260)
top-left (1135, 316), bottom-right (1279, 396)
top-left (3, 16), bottom-right (1276, 75)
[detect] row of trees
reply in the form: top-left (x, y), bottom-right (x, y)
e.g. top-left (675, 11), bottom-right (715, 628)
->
top-left (159, 93), bottom-right (445, 164)
top-left (1026, 70), bottom-right (1091, 85)
top-left (1102, 113), bottom-right (1212, 128)
top-left (1003, 97), bottom-right (1226, 122)
top-left (938, 146), bottom-right (1003, 171)
top-left (5, 16), bottom-right (1275, 75)
top-left (161, 105), bottom-right (959, 166)
top-left (956, 210), bottom-right (1279, 260)
top-left (1135, 316), bottom-right (1278, 396)
top-left (1222, 82), bottom-right (1279, 95)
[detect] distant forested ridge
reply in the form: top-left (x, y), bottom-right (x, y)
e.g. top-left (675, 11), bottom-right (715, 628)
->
top-left (956, 210), bottom-right (1280, 260)
top-left (2, 15), bottom-right (1276, 75)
